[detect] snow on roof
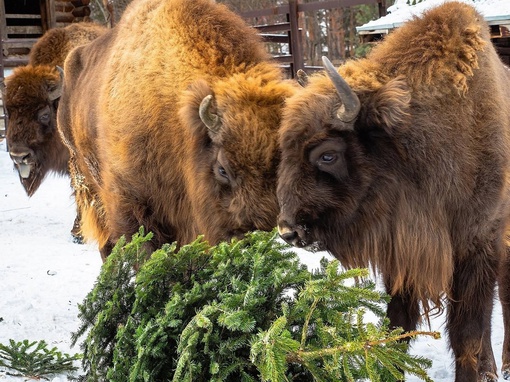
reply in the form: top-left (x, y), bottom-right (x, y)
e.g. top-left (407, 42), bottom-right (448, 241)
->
top-left (357, 0), bottom-right (510, 33)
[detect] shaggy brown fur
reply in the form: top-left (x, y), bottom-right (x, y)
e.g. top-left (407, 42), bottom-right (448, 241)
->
top-left (5, 22), bottom-right (106, 240)
top-left (57, 0), bottom-right (296, 260)
top-left (276, 3), bottom-right (510, 381)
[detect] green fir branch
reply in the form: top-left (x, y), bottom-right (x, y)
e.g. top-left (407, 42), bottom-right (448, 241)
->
top-left (0, 339), bottom-right (81, 380)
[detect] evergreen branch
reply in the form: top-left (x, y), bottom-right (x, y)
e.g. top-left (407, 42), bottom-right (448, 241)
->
top-left (299, 296), bottom-right (319, 350)
top-left (288, 330), bottom-right (439, 361)
top-left (0, 339), bottom-right (80, 380)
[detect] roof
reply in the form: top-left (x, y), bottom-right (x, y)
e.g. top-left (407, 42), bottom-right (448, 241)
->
top-left (357, 0), bottom-right (510, 33)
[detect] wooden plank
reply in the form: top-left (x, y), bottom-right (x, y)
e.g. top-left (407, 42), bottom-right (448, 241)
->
top-left (55, 11), bottom-right (75, 23)
top-left (272, 55), bottom-right (294, 63)
top-left (252, 22), bottom-right (291, 33)
top-left (260, 34), bottom-right (289, 43)
top-left (54, 2), bottom-right (74, 13)
top-left (5, 13), bottom-right (42, 19)
top-left (6, 26), bottom-right (43, 35)
top-left (3, 38), bottom-right (39, 48)
top-left (3, 56), bottom-right (30, 67)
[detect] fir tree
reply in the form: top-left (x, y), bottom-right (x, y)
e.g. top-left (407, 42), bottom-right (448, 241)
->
top-left (73, 228), bottom-right (438, 381)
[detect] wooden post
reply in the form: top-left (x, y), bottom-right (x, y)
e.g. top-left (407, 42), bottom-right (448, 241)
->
top-left (43, 0), bottom-right (56, 30)
top-left (0, 0), bottom-right (6, 41)
top-left (0, 3), bottom-right (7, 148)
top-left (288, 0), bottom-right (303, 77)
top-left (378, 0), bottom-right (386, 17)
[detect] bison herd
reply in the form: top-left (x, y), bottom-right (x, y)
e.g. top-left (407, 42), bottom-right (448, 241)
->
top-left (3, 0), bottom-right (510, 380)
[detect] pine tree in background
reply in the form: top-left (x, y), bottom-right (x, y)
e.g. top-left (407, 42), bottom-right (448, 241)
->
top-left (72, 228), bottom-right (438, 381)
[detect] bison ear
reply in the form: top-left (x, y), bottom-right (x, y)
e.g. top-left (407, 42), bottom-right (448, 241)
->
top-left (47, 66), bottom-right (64, 101)
top-left (199, 94), bottom-right (221, 134)
top-left (364, 77), bottom-right (411, 135)
top-left (179, 79), bottom-right (222, 140)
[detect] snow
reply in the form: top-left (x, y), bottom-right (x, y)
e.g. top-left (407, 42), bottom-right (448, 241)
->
top-left (357, 0), bottom-right (510, 32)
top-left (0, 136), bottom-right (506, 381)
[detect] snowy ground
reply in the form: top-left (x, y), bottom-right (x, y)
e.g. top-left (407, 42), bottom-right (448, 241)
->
top-left (0, 137), bottom-right (506, 381)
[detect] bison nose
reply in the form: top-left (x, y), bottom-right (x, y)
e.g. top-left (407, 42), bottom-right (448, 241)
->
top-left (9, 150), bottom-right (34, 179)
top-left (10, 151), bottom-right (32, 165)
top-left (278, 220), bottom-right (302, 247)
top-left (279, 227), bottom-right (299, 245)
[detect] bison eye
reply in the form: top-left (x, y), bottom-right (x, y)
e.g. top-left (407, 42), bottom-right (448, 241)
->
top-left (320, 153), bottom-right (336, 164)
top-left (218, 166), bottom-right (229, 180)
top-left (38, 108), bottom-right (51, 126)
top-left (309, 139), bottom-right (348, 179)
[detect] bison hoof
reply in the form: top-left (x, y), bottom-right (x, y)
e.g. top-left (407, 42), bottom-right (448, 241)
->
top-left (503, 364), bottom-right (510, 380)
top-left (479, 371), bottom-right (498, 382)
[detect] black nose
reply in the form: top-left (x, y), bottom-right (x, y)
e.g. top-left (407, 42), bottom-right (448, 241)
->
top-left (278, 219), bottom-right (304, 247)
top-left (10, 151), bottom-right (32, 165)
top-left (279, 229), bottom-right (298, 245)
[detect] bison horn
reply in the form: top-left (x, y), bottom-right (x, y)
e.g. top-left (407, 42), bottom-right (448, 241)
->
top-left (48, 66), bottom-right (64, 101)
top-left (322, 56), bottom-right (360, 123)
top-left (199, 94), bottom-right (221, 132)
top-left (296, 69), bottom-right (308, 87)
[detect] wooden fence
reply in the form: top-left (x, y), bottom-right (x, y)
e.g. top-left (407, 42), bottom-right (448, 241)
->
top-left (240, 0), bottom-right (387, 78)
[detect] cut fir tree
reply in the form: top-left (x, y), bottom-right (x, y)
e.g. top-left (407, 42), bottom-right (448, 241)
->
top-left (72, 228), bottom-right (438, 381)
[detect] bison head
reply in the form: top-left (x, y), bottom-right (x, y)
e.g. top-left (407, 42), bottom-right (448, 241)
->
top-left (179, 70), bottom-right (296, 243)
top-left (277, 57), bottom-right (411, 253)
top-left (5, 65), bottom-right (67, 196)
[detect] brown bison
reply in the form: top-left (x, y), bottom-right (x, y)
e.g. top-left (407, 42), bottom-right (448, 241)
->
top-left (5, 22), bottom-right (106, 241)
top-left (57, 0), bottom-right (296, 260)
top-left (276, 2), bottom-right (510, 381)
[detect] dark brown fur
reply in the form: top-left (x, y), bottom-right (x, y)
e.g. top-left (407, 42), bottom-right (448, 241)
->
top-left (276, 3), bottom-right (510, 381)
top-left (57, 0), bottom-right (296, 260)
top-left (4, 23), bottom-right (106, 239)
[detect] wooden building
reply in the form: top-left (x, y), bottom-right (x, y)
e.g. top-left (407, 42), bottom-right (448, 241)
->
top-left (0, 0), bottom-right (93, 67)
top-left (356, 0), bottom-right (510, 65)
top-left (0, 0), bottom-right (93, 137)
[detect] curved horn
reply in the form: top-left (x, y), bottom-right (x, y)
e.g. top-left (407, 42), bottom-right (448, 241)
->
top-left (48, 66), bottom-right (64, 101)
top-left (296, 69), bottom-right (308, 87)
top-left (322, 56), bottom-right (360, 123)
top-left (199, 94), bottom-right (221, 133)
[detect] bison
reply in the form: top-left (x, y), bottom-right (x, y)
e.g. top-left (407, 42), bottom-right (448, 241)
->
top-left (57, 0), bottom-right (296, 260)
top-left (276, 2), bottom-right (510, 381)
top-left (4, 22), bottom-right (106, 241)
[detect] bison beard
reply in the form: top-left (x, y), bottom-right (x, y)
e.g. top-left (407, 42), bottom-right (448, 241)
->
top-left (57, 0), bottom-right (296, 261)
top-left (277, 2), bottom-right (510, 382)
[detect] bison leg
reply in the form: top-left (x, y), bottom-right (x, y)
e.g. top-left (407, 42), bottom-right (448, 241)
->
top-left (384, 277), bottom-right (421, 334)
top-left (499, 248), bottom-right (510, 379)
top-left (70, 209), bottom-right (83, 244)
top-left (447, 255), bottom-right (499, 382)
top-left (383, 277), bottom-right (421, 381)
top-left (99, 241), bottom-right (114, 262)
